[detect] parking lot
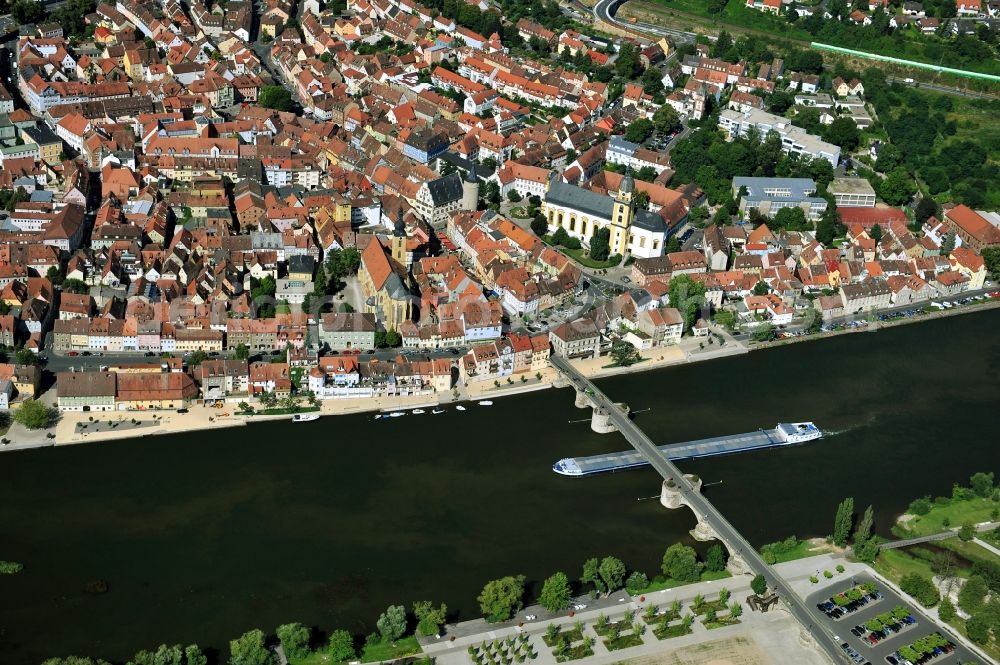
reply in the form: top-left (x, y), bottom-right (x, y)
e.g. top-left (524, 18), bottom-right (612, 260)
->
top-left (806, 575), bottom-right (978, 665)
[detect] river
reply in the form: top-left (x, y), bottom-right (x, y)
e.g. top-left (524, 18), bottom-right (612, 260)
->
top-left (1, 310), bottom-right (998, 664)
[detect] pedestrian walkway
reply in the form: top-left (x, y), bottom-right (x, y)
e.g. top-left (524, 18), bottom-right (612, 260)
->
top-left (423, 564), bottom-right (835, 665)
top-left (973, 537), bottom-right (1000, 557)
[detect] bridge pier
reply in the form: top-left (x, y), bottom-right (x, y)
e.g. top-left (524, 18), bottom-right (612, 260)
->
top-left (725, 551), bottom-right (753, 576)
top-left (659, 473), bottom-right (700, 509)
top-left (590, 402), bottom-right (630, 434)
top-left (659, 474), bottom-right (751, 576)
top-left (574, 389), bottom-right (589, 409)
top-left (691, 517), bottom-right (716, 542)
top-left (591, 408), bottom-right (616, 434)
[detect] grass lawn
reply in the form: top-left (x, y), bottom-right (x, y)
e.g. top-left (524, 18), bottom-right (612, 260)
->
top-left (545, 630), bottom-right (592, 662)
top-left (937, 537), bottom-right (1000, 566)
top-left (642, 608), bottom-right (680, 625)
top-left (763, 539), bottom-right (832, 564)
top-left (540, 236), bottom-right (622, 269)
top-left (895, 497), bottom-right (1000, 538)
top-left (635, 570), bottom-right (731, 594)
top-left (361, 635), bottom-right (421, 662)
top-left (691, 598), bottom-right (729, 617)
top-left (872, 547), bottom-right (967, 585)
top-left (942, 613), bottom-right (1000, 663)
top-left (602, 632), bottom-right (644, 651)
top-left (553, 643), bottom-right (593, 662)
top-left (874, 548), bottom-right (931, 584)
top-left (543, 628), bottom-right (584, 647)
top-left (703, 615), bottom-right (742, 630)
top-left (652, 621), bottom-right (692, 640)
top-left (290, 652), bottom-right (336, 665)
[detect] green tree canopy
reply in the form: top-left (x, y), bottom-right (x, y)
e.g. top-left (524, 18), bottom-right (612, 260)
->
top-left (326, 630), bottom-right (356, 662)
top-left (478, 575), bottom-right (526, 622)
top-left (958, 575), bottom-right (989, 614)
top-left (966, 613), bottom-right (991, 643)
top-left (14, 399), bottom-right (50, 430)
top-left (704, 544), bottom-right (727, 573)
top-left (822, 117), bottom-right (860, 151)
top-left (832, 497), bottom-right (854, 547)
top-left (661, 543), bottom-right (702, 583)
top-left (598, 556), bottom-right (627, 593)
top-left (228, 629), bottom-right (274, 665)
top-left (131, 644), bottom-right (207, 665)
top-left (589, 227), bottom-right (611, 262)
top-left (899, 573), bottom-right (940, 607)
top-left (539, 572), bottom-right (572, 611)
top-left (970, 472), bottom-right (995, 497)
top-left (258, 85), bottom-right (294, 112)
top-left (276, 623), bottom-right (311, 661)
top-left (668, 275), bottom-right (707, 332)
top-left (624, 119), bottom-right (654, 144)
top-left (581, 557), bottom-right (603, 594)
top-left (413, 601), bottom-right (448, 637)
top-left (878, 167), bottom-right (915, 206)
top-left (652, 105), bottom-right (681, 134)
top-left (376, 605), bottom-right (407, 643)
top-left (610, 340), bottom-right (642, 367)
top-left (530, 214), bottom-right (548, 236)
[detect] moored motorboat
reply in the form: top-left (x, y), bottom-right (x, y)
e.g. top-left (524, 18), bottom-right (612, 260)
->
top-left (455, 405), bottom-right (466, 411)
top-left (389, 411), bottom-right (405, 418)
top-left (478, 400), bottom-right (493, 406)
top-left (412, 409), bottom-right (425, 414)
top-left (432, 409), bottom-right (445, 414)
top-left (291, 413), bottom-right (320, 422)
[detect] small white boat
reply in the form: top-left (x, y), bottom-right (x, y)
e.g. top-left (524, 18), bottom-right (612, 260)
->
top-left (432, 409), bottom-right (445, 414)
top-left (374, 414), bottom-right (383, 420)
top-left (412, 409), bottom-right (426, 414)
top-left (292, 413), bottom-right (320, 422)
top-left (389, 411), bottom-right (405, 418)
top-left (478, 400), bottom-right (494, 406)
top-left (455, 405), bottom-right (466, 411)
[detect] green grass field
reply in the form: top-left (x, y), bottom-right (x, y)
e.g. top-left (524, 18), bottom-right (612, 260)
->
top-left (896, 497), bottom-right (1000, 538)
top-left (767, 540), bottom-right (833, 564)
top-left (636, 569), bottom-right (731, 594)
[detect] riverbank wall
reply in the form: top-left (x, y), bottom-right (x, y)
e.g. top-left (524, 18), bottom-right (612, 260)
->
top-left (754, 297), bottom-right (1000, 351)
top-left (10, 297), bottom-right (995, 453)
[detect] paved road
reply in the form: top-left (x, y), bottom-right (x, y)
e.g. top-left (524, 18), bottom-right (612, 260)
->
top-left (551, 355), bottom-right (850, 665)
top-left (591, 0), bottom-right (698, 43)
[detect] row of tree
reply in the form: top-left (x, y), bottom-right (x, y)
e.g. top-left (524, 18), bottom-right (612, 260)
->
top-left (44, 600), bottom-right (450, 665)
top-left (831, 497), bottom-right (880, 563)
top-left (481, 544), bottom-right (730, 623)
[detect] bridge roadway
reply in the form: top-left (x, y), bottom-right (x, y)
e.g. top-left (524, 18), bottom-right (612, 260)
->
top-left (551, 356), bottom-right (849, 665)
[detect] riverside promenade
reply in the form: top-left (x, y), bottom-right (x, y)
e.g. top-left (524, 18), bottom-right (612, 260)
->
top-left (3, 332), bottom-right (745, 453)
top-left (421, 556), bottom-right (848, 665)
